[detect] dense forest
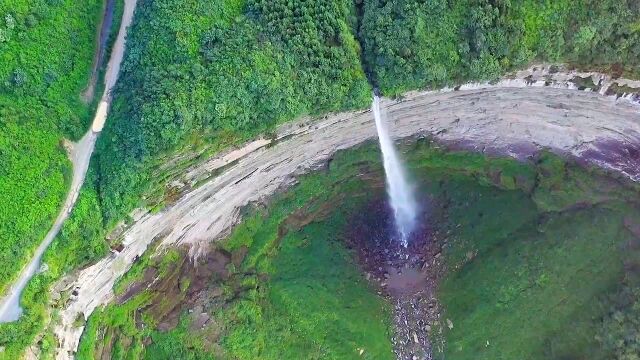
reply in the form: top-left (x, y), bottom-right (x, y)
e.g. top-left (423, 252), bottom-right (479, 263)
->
top-left (360, 0), bottom-right (640, 94)
top-left (0, 170), bottom-right (109, 359)
top-left (0, 0), bottom-right (102, 293)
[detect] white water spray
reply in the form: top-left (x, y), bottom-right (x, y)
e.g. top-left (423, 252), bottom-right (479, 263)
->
top-left (372, 95), bottom-right (418, 246)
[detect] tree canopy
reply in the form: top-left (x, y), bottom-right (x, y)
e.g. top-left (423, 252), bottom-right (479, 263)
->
top-left (360, 0), bottom-right (640, 95)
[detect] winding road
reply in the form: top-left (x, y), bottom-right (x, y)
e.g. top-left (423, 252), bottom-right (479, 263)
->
top-left (52, 66), bottom-right (640, 359)
top-left (0, 0), bottom-right (138, 323)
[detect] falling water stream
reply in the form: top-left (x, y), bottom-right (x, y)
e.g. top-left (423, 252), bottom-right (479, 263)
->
top-left (372, 95), bottom-right (418, 246)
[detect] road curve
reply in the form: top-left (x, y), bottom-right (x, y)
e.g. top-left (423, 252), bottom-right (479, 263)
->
top-left (0, 0), bottom-right (138, 323)
top-left (52, 66), bottom-right (640, 359)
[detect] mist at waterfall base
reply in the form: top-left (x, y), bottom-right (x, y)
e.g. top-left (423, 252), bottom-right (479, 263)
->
top-left (372, 95), bottom-right (419, 247)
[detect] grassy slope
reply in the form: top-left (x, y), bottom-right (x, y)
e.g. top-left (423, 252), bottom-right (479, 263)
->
top-left (212, 154), bottom-right (392, 359)
top-left (439, 205), bottom-right (635, 359)
top-left (416, 149), bottom-right (640, 359)
top-left (0, 0), bottom-right (101, 293)
top-left (368, 142), bottom-right (640, 359)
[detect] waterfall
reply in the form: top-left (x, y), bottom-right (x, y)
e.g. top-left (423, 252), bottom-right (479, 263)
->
top-left (372, 95), bottom-right (418, 246)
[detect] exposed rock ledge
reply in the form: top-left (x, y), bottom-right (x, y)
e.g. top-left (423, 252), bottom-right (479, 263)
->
top-left (52, 65), bottom-right (640, 359)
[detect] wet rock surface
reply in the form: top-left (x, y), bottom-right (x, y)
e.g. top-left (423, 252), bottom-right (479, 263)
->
top-left (346, 198), bottom-right (448, 360)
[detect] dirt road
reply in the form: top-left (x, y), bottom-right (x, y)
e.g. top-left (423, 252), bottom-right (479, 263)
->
top-left (52, 66), bottom-right (640, 358)
top-left (0, 0), bottom-right (138, 325)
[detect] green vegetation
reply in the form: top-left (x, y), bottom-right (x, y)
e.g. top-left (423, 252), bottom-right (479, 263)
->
top-left (596, 285), bottom-right (640, 358)
top-left (92, 0), bottom-right (640, 238)
top-left (76, 245), bottom-right (187, 360)
top-left (0, 0), bottom-right (102, 293)
top-left (78, 145), bottom-right (395, 359)
top-left (0, 170), bottom-right (109, 359)
top-left (0, 0), bottom-right (123, 356)
top-left (213, 164), bottom-right (392, 359)
top-left (3, 0), bottom-right (640, 358)
top-left (78, 141), bottom-right (640, 359)
top-left (422, 148), bottom-right (640, 359)
top-left (95, 0), bottom-right (370, 225)
top-left (360, 0), bottom-right (640, 94)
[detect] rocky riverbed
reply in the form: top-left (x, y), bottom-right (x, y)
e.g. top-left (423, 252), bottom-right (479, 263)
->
top-left (346, 198), bottom-right (445, 360)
